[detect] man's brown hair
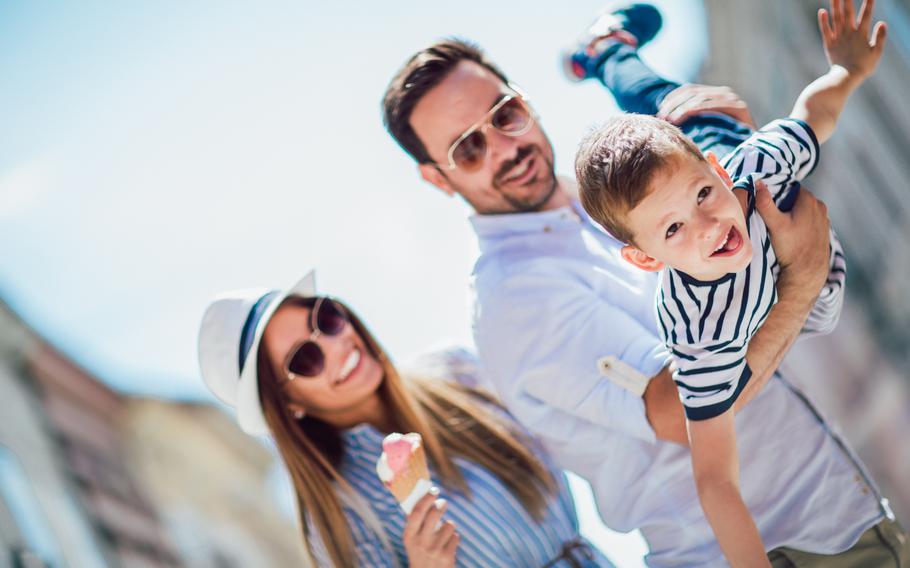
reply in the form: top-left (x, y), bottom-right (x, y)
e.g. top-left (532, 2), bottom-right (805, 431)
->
top-left (382, 38), bottom-right (510, 164)
top-left (576, 114), bottom-right (704, 245)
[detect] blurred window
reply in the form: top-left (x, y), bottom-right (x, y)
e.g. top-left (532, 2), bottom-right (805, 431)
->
top-left (0, 446), bottom-right (61, 567)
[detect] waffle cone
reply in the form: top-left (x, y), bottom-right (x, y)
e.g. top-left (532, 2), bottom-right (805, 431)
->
top-left (385, 443), bottom-right (430, 503)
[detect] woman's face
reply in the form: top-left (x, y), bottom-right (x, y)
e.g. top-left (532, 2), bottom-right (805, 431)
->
top-left (261, 301), bottom-right (384, 425)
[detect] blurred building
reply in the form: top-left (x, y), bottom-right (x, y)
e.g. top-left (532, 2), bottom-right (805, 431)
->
top-left (0, 300), bottom-right (303, 567)
top-left (121, 400), bottom-right (304, 567)
top-left (701, 0), bottom-right (910, 523)
top-left (0, 302), bottom-right (113, 568)
top-left (29, 333), bottom-right (181, 567)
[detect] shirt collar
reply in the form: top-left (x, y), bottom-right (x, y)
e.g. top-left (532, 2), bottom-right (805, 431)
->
top-left (469, 200), bottom-right (585, 243)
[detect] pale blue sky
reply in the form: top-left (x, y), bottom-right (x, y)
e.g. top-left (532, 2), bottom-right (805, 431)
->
top-left (1, 2), bottom-right (706, 565)
top-left (1, 0), bottom-right (705, 400)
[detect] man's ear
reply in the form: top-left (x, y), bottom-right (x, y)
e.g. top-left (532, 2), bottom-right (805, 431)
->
top-left (706, 151), bottom-right (734, 189)
top-left (418, 163), bottom-right (456, 197)
top-left (621, 245), bottom-right (664, 272)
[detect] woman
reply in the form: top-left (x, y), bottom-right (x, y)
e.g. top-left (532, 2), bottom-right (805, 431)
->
top-left (197, 270), bottom-right (610, 567)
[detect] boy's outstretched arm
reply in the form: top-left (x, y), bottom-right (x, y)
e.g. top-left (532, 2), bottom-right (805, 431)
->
top-left (689, 413), bottom-right (771, 568)
top-left (791, 0), bottom-right (886, 143)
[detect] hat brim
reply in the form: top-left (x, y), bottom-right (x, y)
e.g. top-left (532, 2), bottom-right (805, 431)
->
top-left (236, 270), bottom-right (317, 435)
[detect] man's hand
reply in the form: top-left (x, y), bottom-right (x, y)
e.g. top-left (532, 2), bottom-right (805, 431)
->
top-left (657, 84), bottom-right (756, 129)
top-left (755, 181), bottom-right (831, 301)
top-left (643, 366), bottom-right (688, 446)
top-left (736, 182), bottom-right (833, 409)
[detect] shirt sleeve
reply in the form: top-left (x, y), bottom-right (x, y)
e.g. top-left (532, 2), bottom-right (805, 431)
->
top-left (473, 267), bottom-right (669, 444)
top-left (657, 273), bottom-right (754, 421)
top-left (801, 230), bottom-right (847, 338)
top-left (721, 118), bottom-right (820, 204)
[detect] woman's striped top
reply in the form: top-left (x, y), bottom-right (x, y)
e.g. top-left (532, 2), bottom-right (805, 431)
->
top-left (307, 418), bottom-right (611, 567)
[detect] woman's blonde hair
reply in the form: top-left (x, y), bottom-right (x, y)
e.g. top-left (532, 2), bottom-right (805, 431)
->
top-left (256, 297), bottom-right (557, 567)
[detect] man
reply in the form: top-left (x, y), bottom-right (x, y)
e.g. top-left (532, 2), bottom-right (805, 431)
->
top-left (382, 7), bottom-right (904, 566)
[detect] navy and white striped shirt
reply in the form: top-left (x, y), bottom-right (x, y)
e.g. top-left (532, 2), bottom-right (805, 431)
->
top-left (658, 119), bottom-right (846, 421)
top-left (307, 418), bottom-right (610, 567)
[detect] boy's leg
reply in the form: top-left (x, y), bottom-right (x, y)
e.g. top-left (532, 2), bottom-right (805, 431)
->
top-left (564, 4), bottom-right (673, 115)
top-left (596, 42), bottom-right (679, 116)
top-left (601, 42), bottom-right (753, 157)
top-left (564, 4), bottom-right (753, 157)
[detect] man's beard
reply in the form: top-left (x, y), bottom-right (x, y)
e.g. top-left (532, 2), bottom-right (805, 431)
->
top-left (491, 144), bottom-right (558, 213)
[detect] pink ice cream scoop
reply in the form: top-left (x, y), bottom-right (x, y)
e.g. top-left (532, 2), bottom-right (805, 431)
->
top-left (383, 436), bottom-right (417, 474)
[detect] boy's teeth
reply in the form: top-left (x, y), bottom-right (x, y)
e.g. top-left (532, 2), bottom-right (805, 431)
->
top-left (338, 349), bottom-right (361, 383)
top-left (715, 235), bottom-right (729, 252)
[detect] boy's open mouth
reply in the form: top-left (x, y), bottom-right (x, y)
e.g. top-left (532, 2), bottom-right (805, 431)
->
top-left (710, 226), bottom-right (743, 258)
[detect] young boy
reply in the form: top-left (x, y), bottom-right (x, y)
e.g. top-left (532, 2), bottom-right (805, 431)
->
top-left (575, 2), bottom-right (887, 566)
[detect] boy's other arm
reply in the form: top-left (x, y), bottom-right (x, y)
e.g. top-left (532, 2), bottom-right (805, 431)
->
top-left (791, 0), bottom-right (886, 143)
top-left (736, 183), bottom-right (832, 409)
top-left (689, 413), bottom-right (771, 568)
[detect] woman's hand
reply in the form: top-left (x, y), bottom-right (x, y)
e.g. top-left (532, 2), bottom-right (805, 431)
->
top-left (403, 489), bottom-right (460, 567)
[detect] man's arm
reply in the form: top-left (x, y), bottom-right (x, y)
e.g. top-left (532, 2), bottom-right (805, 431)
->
top-left (735, 183), bottom-right (833, 409)
top-left (475, 269), bottom-right (673, 444)
top-left (791, 0), bottom-right (886, 143)
top-left (643, 366), bottom-right (687, 445)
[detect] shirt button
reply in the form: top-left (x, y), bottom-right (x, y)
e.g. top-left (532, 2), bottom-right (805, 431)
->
top-left (543, 226), bottom-right (552, 233)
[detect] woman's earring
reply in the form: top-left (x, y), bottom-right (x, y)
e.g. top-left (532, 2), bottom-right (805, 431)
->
top-left (293, 409), bottom-right (306, 420)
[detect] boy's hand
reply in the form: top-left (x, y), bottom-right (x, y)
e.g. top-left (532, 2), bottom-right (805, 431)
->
top-left (819, 0), bottom-right (887, 79)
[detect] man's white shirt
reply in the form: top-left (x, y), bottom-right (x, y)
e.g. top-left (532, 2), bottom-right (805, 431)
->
top-left (470, 193), bottom-right (884, 567)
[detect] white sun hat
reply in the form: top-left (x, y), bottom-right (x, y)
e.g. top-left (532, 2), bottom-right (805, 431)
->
top-left (197, 270), bottom-right (316, 435)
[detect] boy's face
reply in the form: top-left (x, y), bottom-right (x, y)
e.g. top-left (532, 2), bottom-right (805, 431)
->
top-left (622, 152), bottom-right (752, 281)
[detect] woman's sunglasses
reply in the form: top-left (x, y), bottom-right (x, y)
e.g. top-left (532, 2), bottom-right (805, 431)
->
top-left (439, 92), bottom-right (536, 173)
top-left (283, 297), bottom-right (348, 380)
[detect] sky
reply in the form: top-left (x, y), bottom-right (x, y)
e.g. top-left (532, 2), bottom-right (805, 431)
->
top-left (1, 3), bottom-right (706, 564)
top-left (0, 0), bottom-right (705, 400)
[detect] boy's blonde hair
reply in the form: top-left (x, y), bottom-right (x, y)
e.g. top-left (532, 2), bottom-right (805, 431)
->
top-left (576, 114), bottom-right (705, 245)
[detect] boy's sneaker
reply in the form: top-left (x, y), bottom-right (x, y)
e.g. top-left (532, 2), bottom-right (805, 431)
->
top-left (562, 3), bottom-right (663, 82)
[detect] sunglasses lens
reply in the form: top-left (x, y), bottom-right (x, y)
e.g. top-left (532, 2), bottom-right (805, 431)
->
top-left (288, 341), bottom-right (324, 377)
top-left (491, 98), bottom-right (531, 133)
top-left (452, 130), bottom-right (487, 172)
top-left (316, 299), bottom-right (347, 336)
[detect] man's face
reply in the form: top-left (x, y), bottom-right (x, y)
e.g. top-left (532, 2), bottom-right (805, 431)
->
top-left (625, 153), bottom-right (752, 281)
top-left (410, 60), bottom-right (558, 214)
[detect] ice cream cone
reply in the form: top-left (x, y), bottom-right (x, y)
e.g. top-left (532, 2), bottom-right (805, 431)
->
top-left (376, 432), bottom-right (433, 514)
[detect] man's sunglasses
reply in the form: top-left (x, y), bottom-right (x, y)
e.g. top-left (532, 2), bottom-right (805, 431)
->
top-left (438, 92), bottom-right (536, 173)
top-left (283, 297), bottom-right (348, 380)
